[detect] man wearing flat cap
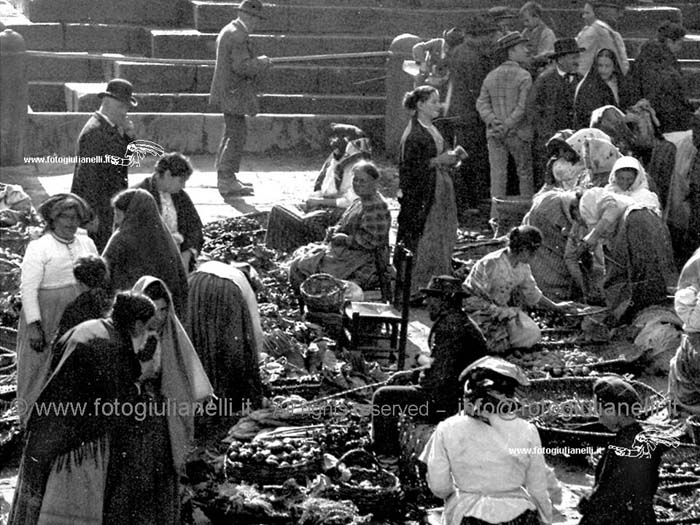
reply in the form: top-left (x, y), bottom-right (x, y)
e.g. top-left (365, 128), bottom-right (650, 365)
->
top-left (371, 275), bottom-right (487, 455)
top-left (210, 0), bottom-right (272, 198)
top-left (527, 37), bottom-right (583, 188)
top-left (71, 78), bottom-right (137, 251)
top-left (476, 32), bottom-right (534, 224)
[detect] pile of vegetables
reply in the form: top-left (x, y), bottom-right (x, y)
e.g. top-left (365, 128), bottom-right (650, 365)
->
top-left (509, 348), bottom-right (603, 378)
top-left (226, 437), bottom-right (323, 473)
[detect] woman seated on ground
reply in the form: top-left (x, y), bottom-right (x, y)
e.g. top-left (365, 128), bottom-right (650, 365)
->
top-left (288, 160), bottom-right (391, 298)
top-left (103, 188), bottom-right (188, 317)
top-left (463, 225), bottom-right (576, 354)
top-left (578, 376), bottom-right (667, 525)
top-left (578, 184), bottom-right (677, 323)
top-left (135, 152), bottom-right (204, 272)
top-left (668, 247), bottom-right (700, 415)
top-left (265, 124), bottom-right (370, 253)
top-left (420, 356), bottom-right (553, 525)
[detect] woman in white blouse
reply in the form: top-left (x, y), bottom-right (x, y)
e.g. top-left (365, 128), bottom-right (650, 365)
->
top-left (17, 193), bottom-right (97, 425)
top-left (420, 356), bottom-right (554, 525)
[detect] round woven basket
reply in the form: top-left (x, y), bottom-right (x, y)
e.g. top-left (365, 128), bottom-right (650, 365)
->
top-left (300, 273), bottom-right (345, 313)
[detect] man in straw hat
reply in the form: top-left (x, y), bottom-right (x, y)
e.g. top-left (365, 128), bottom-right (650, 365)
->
top-left (210, 0), bottom-right (272, 198)
top-left (370, 275), bottom-right (487, 455)
top-left (71, 78), bottom-right (138, 251)
top-left (476, 32), bottom-right (534, 226)
top-left (527, 37), bottom-right (584, 188)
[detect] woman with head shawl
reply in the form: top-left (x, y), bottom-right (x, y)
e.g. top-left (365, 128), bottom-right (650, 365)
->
top-left (102, 188), bottom-right (188, 317)
top-left (420, 356), bottom-right (553, 525)
top-left (604, 156), bottom-right (661, 214)
top-left (578, 376), bottom-right (666, 525)
top-left (186, 260), bottom-right (264, 412)
top-left (668, 247), bottom-right (700, 414)
top-left (17, 193), bottom-right (97, 427)
top-left (577, 186), bottom-right (676, 321)
top-left (9, 292), bottom-right (156, 524)
top-left (590, 105), bottom-right (636, 154)
top-left (573, 48), bottom-right (627, 130)
top-left (102, 276), bottom-right (213, 523)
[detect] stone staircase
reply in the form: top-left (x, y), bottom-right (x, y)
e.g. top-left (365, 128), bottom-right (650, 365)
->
top-left (4, 0), bottom-right (700, 158)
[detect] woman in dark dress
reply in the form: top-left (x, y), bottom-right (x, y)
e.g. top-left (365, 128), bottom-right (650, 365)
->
top-left (573, 48), bottom-right (626, 129)
top-left (397, 85), bottom-right (460, 298)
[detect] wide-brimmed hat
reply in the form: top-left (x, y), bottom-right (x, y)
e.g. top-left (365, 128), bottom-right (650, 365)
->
top-left (98, 78), bottom-right (138, 107)
top-left (238, 0), bottom-right (266, 19)
top-left (459, 356), bottom-right (530, 386)
top-left (550, 38), bottom-right (585, 59)
top-left (497, 31), bottom-right (528, 51)
top-left (419, 275), bottom-right (468, 298)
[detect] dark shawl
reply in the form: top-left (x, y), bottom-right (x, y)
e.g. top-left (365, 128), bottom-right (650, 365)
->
top-left (70, 112), bottom-right (132, 252)
top-left (8, 319), bottom-right (140, 525)
top-left (102, 189), bottom-right (188, 317)
top-left (397, 115), bottom-right (439, 253)
top-left (135, 175), bottom-right (204, 256)
top-left (578, 422), bottom-right (662, 525)
top-left (573, 49), bottom-right (625, 130)
top-left (625, 40), bottom-right (694, 133)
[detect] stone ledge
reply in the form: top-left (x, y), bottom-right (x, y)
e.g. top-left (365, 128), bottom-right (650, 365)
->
top-left (24, 112), bottom-right (385, 157)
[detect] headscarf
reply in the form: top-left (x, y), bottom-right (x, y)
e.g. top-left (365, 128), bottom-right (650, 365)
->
top-left (605, 156), bottom-right (661, 214)
top-left (132, 276), bottom-right (213, 472)
top-left (593, 376), bottom-right (642, 409)
top-left (579, 187), bottom-right (608, 227)
top-left (37, 192), bottom-right (92, 230)
top-left (102, 189), bottom-right (188, 316)
top-left (582, 137), bottom-right (621, 181)
top-left (674, 248), bottom-right (700, 332)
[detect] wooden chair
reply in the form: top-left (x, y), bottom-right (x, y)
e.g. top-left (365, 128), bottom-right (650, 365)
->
top-left (342, 244), bottom-right (413, 369)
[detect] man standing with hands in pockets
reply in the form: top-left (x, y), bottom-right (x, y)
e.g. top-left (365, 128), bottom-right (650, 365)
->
top-left (210, 0), bottom-right (272, 198)
top-left (71, 78), bottom-right (137, 252)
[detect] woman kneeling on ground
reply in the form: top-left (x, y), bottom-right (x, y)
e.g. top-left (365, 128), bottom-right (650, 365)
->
top-left (463, 225), bottom-right (577, 353)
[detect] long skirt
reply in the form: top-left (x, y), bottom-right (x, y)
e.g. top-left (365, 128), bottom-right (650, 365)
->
top-left (604, 208), bottom-right (678, 321)
top-left (668, 332), bottom-right (700, 411)
top-left (17, 284), bottom-right (78, 426)
top-left (186, 271), bottom-right (263, 408)
top-left (460, 509), bottom-right (540, 525)
top-left (265, 203), bottom-right (342, 253)
top-left (37, 438), bottom-right (109, 525)
top-left (411, 168), bottom-right (458, 296)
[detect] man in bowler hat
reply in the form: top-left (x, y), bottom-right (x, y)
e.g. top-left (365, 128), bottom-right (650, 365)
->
top-left (71, 78), bottom-right (137, 251)
top-left (210, 0), bottom-right (272, 198)
top-left (527, 37), bottom-right (584, 188)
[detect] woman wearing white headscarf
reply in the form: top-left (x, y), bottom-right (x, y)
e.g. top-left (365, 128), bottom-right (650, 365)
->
top-left (578, 185), bottom-right (676, 321)
top-left (668, 248), bottom-right (700, 414)
top-left (604, 156), bottom-right (661, 214)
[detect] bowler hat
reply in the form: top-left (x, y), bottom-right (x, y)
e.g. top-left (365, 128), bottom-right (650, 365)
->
top-left (550, 38), bottom-right (585, 58)
top-left (238, 0), bottom-right (266, 19)
top-left (497, 31), bottom-right (528, 51)
top-left (98, 78), bottom-right (138, 107)
top-left (419, 275), bottom-right (468, 298)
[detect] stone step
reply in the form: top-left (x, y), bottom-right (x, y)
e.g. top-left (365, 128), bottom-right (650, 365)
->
top-left (28, 81), bottom-right (65, 112)
top-left (150, 29), bottom-right (391, 61)
top-left (191, 3), bottom-right (681, 39)
top-left (61, 83), bottom-right (383, 114)
top-left (112, 61), bottom-right (385, 95)
top-left (23, 112), bottom-right (385, 157)
top-left (14, 0), bottom-right (192, 26)
top-left (26, 52), bottom-right (116, 82)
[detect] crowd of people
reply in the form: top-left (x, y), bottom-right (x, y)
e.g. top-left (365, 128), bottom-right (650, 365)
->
top-left (6, 0), bottom-right (700, 523)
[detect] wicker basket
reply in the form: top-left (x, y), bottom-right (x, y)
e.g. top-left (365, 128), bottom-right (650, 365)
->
top-left (224, 441), bottom-right (322, 486)
top-left (300, 273), bottom-right (345, 313)
top-left (323, 449), bottom-right (403, 518)
top-left (268, 376), bottom-right (322, 400)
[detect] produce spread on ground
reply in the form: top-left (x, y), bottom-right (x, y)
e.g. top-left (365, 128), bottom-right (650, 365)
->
top-left (1, 214), bottom-right (699, 525)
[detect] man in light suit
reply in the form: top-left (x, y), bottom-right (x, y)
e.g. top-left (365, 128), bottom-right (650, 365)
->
top-left (209, 0), bottom-right (272, 197)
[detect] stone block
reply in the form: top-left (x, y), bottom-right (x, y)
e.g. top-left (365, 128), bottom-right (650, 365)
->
top-left (193, 2), bottom-right (289, 33)
top-left (26, 54), bottom-right (110, 82)
top-left (28, 81), bottom-right (66, 112)
top-left (6, 23), bottom-right (63, 51)
top-left (151, 29), bottom-right (216, 59)
top-left (64, 24), bottom-right (150, 55)
top-left (114, 61), bottom-right (199, 92)
top-left (136, 113), bottom-right (206, 153)
top-left (250, 34), bottom-right (389, 60)
top-left (21, 0), bottom-right (187, 24)
top-left (316, 66), bottom-right (385, 96)
top-left (258, 94), bottom-right (383, 114)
